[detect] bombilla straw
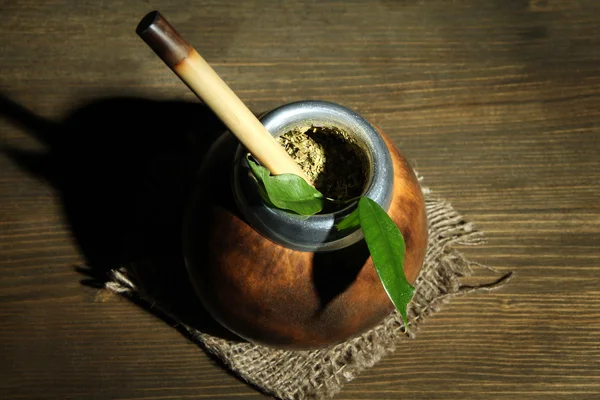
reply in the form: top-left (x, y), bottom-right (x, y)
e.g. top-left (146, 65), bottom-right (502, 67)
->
top-left (136, 10), bottom-right (309, 181)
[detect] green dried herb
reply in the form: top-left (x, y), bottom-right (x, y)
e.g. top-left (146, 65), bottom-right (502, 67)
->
top-left (276, 126), bottom-right (368, 202)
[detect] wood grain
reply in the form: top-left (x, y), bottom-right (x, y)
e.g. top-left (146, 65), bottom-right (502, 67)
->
top-left (1, 0), bottom-right (599, 399)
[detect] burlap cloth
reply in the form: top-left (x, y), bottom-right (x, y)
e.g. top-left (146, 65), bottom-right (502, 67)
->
top-left (105, 183), bottom-right (512, 400)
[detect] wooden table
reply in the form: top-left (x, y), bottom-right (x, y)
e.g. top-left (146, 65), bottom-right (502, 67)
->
top-left (2, 1), bottom-right (599, 399)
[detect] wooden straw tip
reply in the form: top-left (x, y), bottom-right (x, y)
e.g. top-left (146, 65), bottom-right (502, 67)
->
top-left (135, 10), bottom-right (192, 67)
top-left (136, 10), bottom-right (161, 36)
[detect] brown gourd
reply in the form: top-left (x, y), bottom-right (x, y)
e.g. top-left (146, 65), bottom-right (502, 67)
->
top-left (137, 11), bottom-right (428, 349)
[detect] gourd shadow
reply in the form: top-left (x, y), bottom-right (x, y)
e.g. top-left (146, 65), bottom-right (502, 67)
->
top-left (1, 94), bottom-right (241, 342)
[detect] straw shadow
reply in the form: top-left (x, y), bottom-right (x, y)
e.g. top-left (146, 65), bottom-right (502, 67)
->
top-left (1, 94), bottom-right (240, 340)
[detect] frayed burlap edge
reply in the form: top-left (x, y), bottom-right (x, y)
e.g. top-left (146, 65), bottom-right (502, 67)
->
top-left (105, 186), bottom-right (512, 400)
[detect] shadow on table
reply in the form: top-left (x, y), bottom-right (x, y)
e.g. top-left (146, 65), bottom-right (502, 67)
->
top-left (1, 93), bottom-right (241, 342)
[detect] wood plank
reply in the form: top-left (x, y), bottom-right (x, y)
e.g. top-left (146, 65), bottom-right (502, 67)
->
top-left (1, 0), bottom-right (599, 399)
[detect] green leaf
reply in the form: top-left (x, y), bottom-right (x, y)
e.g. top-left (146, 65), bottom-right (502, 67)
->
top-left (247, 156), bottom-right (324, 216)
top-left (358, 197), bottom-right (414, 327)
top-left (335, 208), bottom-right (360, 230)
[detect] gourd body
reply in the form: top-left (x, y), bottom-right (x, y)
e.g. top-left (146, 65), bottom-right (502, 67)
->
top-left (183, 127), bottom-right (427, 349)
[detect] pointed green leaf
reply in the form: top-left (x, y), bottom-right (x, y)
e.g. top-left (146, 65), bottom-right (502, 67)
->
top-left (358, 197), bottom-right (414, 327)
top-left (247, 156), bottom-right (324, 216)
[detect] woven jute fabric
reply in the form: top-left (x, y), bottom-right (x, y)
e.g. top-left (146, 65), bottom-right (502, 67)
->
top-left (105, 185), bottom-right (511, 400)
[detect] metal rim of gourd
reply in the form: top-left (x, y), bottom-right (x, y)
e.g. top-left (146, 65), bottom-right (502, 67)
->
top-left (232, 100), bottom-right (394, 252)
